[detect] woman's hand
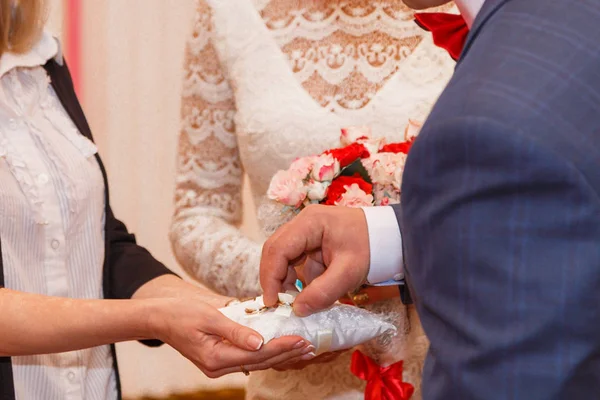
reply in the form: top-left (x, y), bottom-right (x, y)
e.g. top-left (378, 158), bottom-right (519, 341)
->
top-left (272, 350), bottom-right (346, 371)
top-left (136, 275), bottom-right (315, 378)
top-left (148, 296), bottom-right (315, 378)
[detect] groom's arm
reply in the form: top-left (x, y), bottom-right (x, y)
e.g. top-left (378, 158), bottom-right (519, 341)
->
top-left (402, 117), bottom-right (600, 398)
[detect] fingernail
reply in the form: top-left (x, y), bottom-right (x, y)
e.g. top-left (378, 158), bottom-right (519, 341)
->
top-left (294, 303), bottom-right (313, 317)
top-left (301, 352), bottom-right (316, 360)
top-left (248, 335), bottom-right (264, 350)
top-left (293, 340), bottom-right (306, 349)
top-left (304, 345), bottom-right (316, 353)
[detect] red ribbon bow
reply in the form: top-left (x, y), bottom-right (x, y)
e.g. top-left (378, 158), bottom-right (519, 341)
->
top-left (414, 12), bottom-right (469, 61)
top-left (350, 350), bottom-right (414, 400)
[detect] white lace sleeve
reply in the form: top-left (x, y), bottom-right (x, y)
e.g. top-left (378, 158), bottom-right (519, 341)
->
top-left (170, 0), bottom-right (262, 298)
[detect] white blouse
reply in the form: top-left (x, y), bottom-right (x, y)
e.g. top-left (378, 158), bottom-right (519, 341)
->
top-left (0, 33), bottom-right (117, 400)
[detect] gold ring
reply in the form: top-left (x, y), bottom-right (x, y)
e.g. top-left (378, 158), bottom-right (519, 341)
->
top-left (351, 292), bottom-right (369, 306)
top-left (240, 365), bottom-right (250, 376)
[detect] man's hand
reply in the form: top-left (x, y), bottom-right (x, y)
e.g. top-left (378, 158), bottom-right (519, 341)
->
top-left (260, 205), bottom-right (370, 316)
top-left (148, 296), bottom-right (314, 378)
top-left (402, 0), bottom-right (451, 9)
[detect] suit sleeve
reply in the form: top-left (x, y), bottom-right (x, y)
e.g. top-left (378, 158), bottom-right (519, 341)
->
top-left (401, 117), bottom-right (600, 398)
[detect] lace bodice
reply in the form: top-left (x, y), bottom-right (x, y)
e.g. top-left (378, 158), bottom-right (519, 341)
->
top-left (170, 1), bottom-right (456, 398)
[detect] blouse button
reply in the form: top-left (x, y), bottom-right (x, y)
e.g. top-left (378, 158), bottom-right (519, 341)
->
top-left (37, 173), bottom-right (49, 185)
top-left (51, 239), bottom-right (60, 250)
top-left (8, 119), bottom-right (17, 130)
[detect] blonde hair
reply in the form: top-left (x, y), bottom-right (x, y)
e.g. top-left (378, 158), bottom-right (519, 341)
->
top-left (0, 0), bottom-right (46, 56)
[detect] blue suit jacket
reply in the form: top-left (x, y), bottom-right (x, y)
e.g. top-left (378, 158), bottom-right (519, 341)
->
top-left (397, 0), bottom-right (600, 398)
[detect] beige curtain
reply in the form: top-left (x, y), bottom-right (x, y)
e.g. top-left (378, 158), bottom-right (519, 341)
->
top-left (46, 0), bottom-right (258, 397)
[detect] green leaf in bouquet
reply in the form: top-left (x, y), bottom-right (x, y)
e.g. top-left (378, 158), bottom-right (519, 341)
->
top-left (281, 205), bottom-right (302, 215)
top-left (339, 159), bottom-right (372, 184)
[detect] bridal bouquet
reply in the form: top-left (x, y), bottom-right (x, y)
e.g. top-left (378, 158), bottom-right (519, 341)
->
top-left (264, 120), bottom-right (420, 218)
top-left (257, 121), bottom-right (422, 400)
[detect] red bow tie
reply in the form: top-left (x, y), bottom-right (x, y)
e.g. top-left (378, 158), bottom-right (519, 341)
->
top-left (350, 350), bottom-right (414, 400)
top-left (415, 12), bottom-right (469, 61)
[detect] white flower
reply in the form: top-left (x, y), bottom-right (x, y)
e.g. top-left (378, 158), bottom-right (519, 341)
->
top-left (363, 152), bottom-right (407, 186)
top-left (335, 183), bottom-right (374, 208)
top-left (393, 164), bottom-right (405, 190)
top-left (340, 126), bottom-right (372, 146)
top-left (361, 137), bottom-right (385, 156)
top-left (306, 180), bottom-right (330, 201)
top-left (311, 154), bottom-right (340, 182)
top-left (404, 119), bottom-right (422, 141)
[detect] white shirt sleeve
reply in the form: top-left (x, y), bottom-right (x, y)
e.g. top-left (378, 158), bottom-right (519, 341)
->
top-left (361, 206), bottom-right (404, 286)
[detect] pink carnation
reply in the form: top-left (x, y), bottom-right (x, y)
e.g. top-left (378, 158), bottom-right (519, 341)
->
top-left (393, 164), bottom-right (404, 190)
top-left (267, 170), bottom-right (307, 207)
top-left (373, 183), bottom-right (401, 206)
top-left (289, 156), bottom-right (315, 179)
top-left (311, 154), bottom-right (340, 182)
top-left (341, 126), bottom-right (372, 146)
top-left (335, 183), bottom-right (374, 208)
top-left (363, 152), bottom-right (407, 187)
top-left (404, 119), bottom-right (422, 141)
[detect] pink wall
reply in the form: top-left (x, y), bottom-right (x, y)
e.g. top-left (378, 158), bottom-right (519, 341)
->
top-left (64, 0), bottom-right (81, 97)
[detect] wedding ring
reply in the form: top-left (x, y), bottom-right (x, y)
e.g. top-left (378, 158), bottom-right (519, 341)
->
top-left (240, 365), bottom-right (250, 376)
top-left (225, 299), bottom-right (240, 307)
top-left (351, 292), bottom-right (369, 306)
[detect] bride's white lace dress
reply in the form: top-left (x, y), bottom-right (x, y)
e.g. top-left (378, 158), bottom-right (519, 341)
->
top-left (170, 1), bottom-right (455, 398)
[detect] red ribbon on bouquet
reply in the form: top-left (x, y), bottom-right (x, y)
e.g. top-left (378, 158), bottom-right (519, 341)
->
top-left (414, 12), bottom-right (469, 61)
top-left (350, 350), bottom-right (414, 400)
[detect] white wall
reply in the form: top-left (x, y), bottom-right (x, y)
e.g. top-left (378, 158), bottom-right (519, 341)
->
top-left (45, 0), bottom-right (63, 38)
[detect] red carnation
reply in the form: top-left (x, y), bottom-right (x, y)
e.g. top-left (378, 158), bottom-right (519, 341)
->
top-left (323, 174), bottom-right (373, 205)
top-left (324, 143), bottom-right (370, 168)
top-left (380, 138), bottom-right (415, 154)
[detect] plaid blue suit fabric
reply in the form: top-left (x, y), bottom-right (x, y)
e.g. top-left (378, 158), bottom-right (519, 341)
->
top-left (397, 0), bottom-right (600, 398)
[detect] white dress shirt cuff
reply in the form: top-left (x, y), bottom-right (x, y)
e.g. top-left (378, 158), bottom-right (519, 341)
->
top-left (361, 206), bottom-right (404, 286)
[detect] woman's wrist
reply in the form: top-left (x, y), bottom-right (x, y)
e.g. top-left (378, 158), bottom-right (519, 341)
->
top-left (202, 294), bottom-right (231, 309)
top-left (144, 297), bottom-right (176, 342)
top-left (133, 274), bottom-right (231, 307)
top-left (132, 274), bottom-right (186, 299)
top-left (142, 294), bottom-right (232, 343)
